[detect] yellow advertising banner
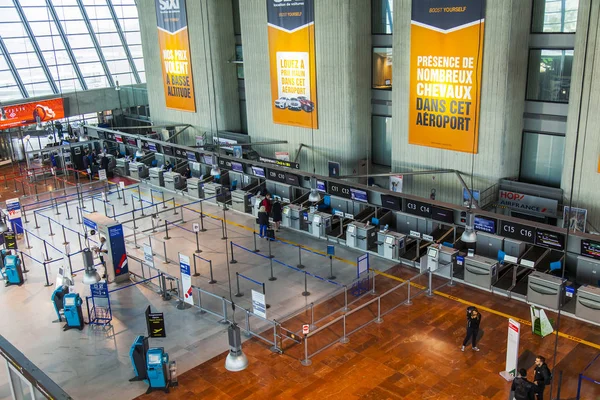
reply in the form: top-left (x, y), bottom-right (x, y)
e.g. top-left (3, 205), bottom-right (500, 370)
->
top-left (267, 0), bottom-right (318, 129)
top-left (155, 0), bottom-right (196, 112)
top-left (409, 1), bottom-right (485, 153)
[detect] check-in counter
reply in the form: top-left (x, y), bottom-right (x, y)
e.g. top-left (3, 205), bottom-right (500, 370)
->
top-left (576, 255), bottom-right (600, 286)
top-left (377, 231), bottom-right (406, 260)
top-left (231, 189), bottom-right (251, 213)
top-left (476, 232), bottom-right (504, 259)
top-left (186, 178), bottom-right (203, 199)
top-left (266, 181), bottom-right (293, 203)
top-left (129, 162), bottom-right (148, 180)
top-left (116, 158), bottom-right (129, 176)
top-left (464, 254), bottom-right (499, 290)
top-left (437, 245), bottom-right (459, 279)
top-left (149, 167), bottom-right (164, 187)
top-left (164, 171), bottom-right (185, 191)
top-left (308, 211), bottom-right (331, 239)
top-left (527, 271), bottom-right (564, 310)
top-left (346, 221), bottom-right (377, 251)
top-left (203, 182), bottom-right (222, 205)
top-left (575, 285), bottom-right (600, 324)
top-left (282, 204), bottom-right (307, 231)
top-left (504, 238), bottom-right (527, 258)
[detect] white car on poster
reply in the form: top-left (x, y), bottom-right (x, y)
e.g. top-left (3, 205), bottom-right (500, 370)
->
top-left (286, 98), bottom-right (302, 111)
top-left (274, 97), bottom-right (288, 109)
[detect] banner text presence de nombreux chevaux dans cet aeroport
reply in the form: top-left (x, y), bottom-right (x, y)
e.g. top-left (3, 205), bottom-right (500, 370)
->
top-left (409, 0), bottom-right (485, 153)
top-left (267, 0), bottom-right (318, 129)
top-left (155, 0), bottom-right (196, 112)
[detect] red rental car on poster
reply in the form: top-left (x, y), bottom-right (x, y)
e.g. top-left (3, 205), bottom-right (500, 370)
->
top-left (297, 96), bottom-right (314, 112)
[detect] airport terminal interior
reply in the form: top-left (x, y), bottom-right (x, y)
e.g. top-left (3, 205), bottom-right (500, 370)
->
top-left (2, 0), bottom-right (600, 399)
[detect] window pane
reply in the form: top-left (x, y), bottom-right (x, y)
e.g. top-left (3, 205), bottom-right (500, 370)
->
top-left (62, 20), bottom-right (89, 35)
top-left (102, 46), bottom-right (127, 60)
top-left (372, 0), bottom-right (393, 34)
top-left (73, 48), bottom-right (100, 62)
top-left (0, 22), bottom-right (27, 38)
top-left (89, 19), bottom-right (118, 33)
top-left (372, 116), bottom-right (392, 166)
top-left (235, 45), bottom-right (243, 62)
top-left (0, 86), bottom-right (22, 102)
top-left (86, 6), bottom-right (112, 19)
top-left (138, 71), bottom-right (145, 83)
top-left (80, 62), bottom-right (105, 77)
top-left (113, 5), bottom-right (138, 18)
top-left (532, 0), bottom-right (579, 33)
top-left (124, 30), bottom-right (141, 44)
top-left (18, 67), bottom-right (48, 84)
top-left (520, 132), bottom-right (565, 187)
top-left (56, 78), bottom-right (82, 92)
top-left (52, 0), bottom-right (78, 5)
top-left (30, 21), bottom-right (61, 37)
top-left (129, 45), bottom-right (143, 58)
top-left (4, 37), bottom-right (36, 53)
top-left (526, 49), bottom-right (573, 103)
top-left (85, 75), bottom-right (109, 89)
top-left (232, 0), bottom-right (241, 35)
top-left (97, 32), bottom-right (121, 47)
top-left (0, 69), bottom-right (15, 86)
top-left (43, 50), bottom-right (70, 66)
top-left (372, 47), bottom-right (392, 89)
top-left (67, 34), bottom-right (94, 48)
top-left (133, 57), bottom-right (144, 72)
top-left (37, 36), bottom-right (66, 51)
top-left (106, 59), bottom-right (131, 74)
top-left (22, 7), bottom-right (52, 22)
top-left (113, 73), bottom-right (134, 85)
top-left (24, 82), bottom-right (54, 97)
top-left (55, 6), bottom-right (83, 21)
top-left (237, 65), bottom-right (244, 79)
top-left (12, 53), bottom-right (42, 69)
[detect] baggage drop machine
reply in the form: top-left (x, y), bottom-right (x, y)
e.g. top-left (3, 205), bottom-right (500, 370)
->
top-left (186, 177), bottom-right (203, 199)
top-left (164, 171), bottom-right (185, 191)
top-left (308, 211), bottom-right (332, 239)
top-left (377, 230), bottom-right (406, 260)
top-left (129, 161), bottom-right (149, 180)
top-left (231, 178), bottom-right (261, 214)
top-left (149, 167), bottom-right (164, 187)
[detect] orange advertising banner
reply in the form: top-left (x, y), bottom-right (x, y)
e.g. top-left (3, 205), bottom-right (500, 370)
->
top-left (0, 98), bottom-right (65, 130)
top-left (409, 1), bottom-right (485, 153)
top-left (267, 0), bottom-right (318, 129)
top-left (155, 0), bottom-right (195, 112)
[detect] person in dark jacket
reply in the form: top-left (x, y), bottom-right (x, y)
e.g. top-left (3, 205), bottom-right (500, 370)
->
top-left (257, 205), bottom-right (269, 238)
top-left (511, 368), bottom-right (536, 400)
top-left (533, 356), bottom-right (551, 400)
top-left (461, 308), bottom-right (481, 351)
top-left (272, 200), bottom-right (282, 231)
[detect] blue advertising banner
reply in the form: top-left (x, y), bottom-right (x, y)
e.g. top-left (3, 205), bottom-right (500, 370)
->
top-left (108, 225), bottom-right (128, 277)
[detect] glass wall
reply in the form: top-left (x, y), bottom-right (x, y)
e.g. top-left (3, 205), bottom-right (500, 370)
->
top-left (0, 0), bottom-right (144, 102)
top-left (372, 115), bottom-right (391, 166)
top-left (372, 47), bottom-right (392, 89)
top-left (526, 49), bottom-right (573, 103)
top-left (372, 0), bottom-right (393, 34)
top-left (520, 132), bottom-right (565, 187)
top-left (531, 0), bottom-right (579, 33)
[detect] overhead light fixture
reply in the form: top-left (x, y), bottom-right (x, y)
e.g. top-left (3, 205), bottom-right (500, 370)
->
top-left (308, 177), bottom-right (321, 202)
top-left (81, 248), bottom-right (101, 284)
top-left (461, 213), bottom-right (477, 244)
top-left (115, 80), bottom-right (121, 91)
top-left (210, 154), bottom-right (220, 176)
top-left (225, 323), bottom-right (248, 372)
top-left (135, 149), bottom-right (144, 158)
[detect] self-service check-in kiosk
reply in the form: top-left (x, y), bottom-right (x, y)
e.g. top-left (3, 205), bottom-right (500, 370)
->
top-left (116, 158), bottom-right (129, 176)
top-left (83, 212), bottom-right (129, 283)
top-left (308, 212), bottom-right (331, 239)
top-left (129, 162), bottom-right (149, 180)
top-left (62, 293), bottom-right (84, 331)
top-left (164, 172), bottom-right (185, 191)
top-left (283, 204), bottom-right (307, 231)
top-left (424, 244), bottom-right (458, 278)
top-left (377, 231), bottom-right (406, 260)
top-left (186, 178), bottom-right (203, 199)
top-left (203, 182), bottom-right (222, 205)
top-left (149, 167), bottom-right (164, 187)
top-left (464, 254), bottom-right (499, 290)
top-left (251, 195), bottom-right (264, 217)
top-left (527, 271), bottom-right (564, 311)
top-left (147, 348), bottom-right (170, 393)
top-left (231, 190), bottom-right (251, 213)
top-left (345, 221), bottom-right (377, 251)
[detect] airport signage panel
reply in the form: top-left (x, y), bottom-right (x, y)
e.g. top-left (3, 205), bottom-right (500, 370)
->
top-left (498, 190), bottom-right (558, 217)
top-left (259, 156), bottom-right (300, 169)
top-left (581, 239), bottom-right (600, 260)
top-left (500, 221), bottom-right (535, 244)
top-left (267, 168), bottom-right (287, 183)
top-left (328, 182), bottom-right (352, 199)
top-left (431, 206), bottom-right (454, 224)
top-left (0, 98), bottom-right (65, 130)
top-left (285, 173), bottom-right (300, 186)
top-left (381, 194), bottom-right (402, 211)
top-left (155, 0), bottom-right (196, 112)
top-left (535, 229), bottom-right (565, 251)
top-left (408, 0), bottom-right (485, 153)
top-left (404, 199), bottom-right (432, 218)
top-left (266, 0), bottom-right (317, 129)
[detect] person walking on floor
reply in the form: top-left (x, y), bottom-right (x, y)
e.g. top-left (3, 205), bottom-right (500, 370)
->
top-left (461, 307), bottom-right (481, 351)
top-left (533, 355), bottom-right (552, 400)
top-left (257, 205), bottom-right (269, 238)
top-left (511, 368), bottom-right (536, 400)
top-left (272, 199), bottom-right (282, 232)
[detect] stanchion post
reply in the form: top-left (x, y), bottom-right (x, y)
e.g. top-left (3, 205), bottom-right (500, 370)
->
top-left (122, 188), bottom-right (127, 206)
top-left (221, 220), bottom-right (227, 240)
top-left (263, 283), bottom-right (271, 309)
top-left (163, 241), bottom-right (169, 264)
top-left (268, 237), bottom-right (273, 258)
top-left (195, 231), bottom-right (201, 253)
top-left (193, 255), bottom-right (199, 277)
top-left (22, 208), bottom-right (28, 224)
top-left (253, 231), bottom-right (260, 253)
top-left (34, 184), bottom-right (39, 201)
top-left (151, 217), bottom-right (156, 233)
top-left (42, 261), bottom-right (53, 287)
top-left (208, 260), bottom-right (216, 284)
top-left (235, 273), bottom-right (243, 297)
top-left (48, 217), bottom-right (54, 237)
top-left (61, 226), bottom-right (69, 245)
top-left (117, 185), bottom-right (122, 199)
top-left (301, 336), bottom-right (311, 366)
top-left (65, 202), bottom-right (72, 220)
top-left (33, 211), bottom-right (40, 229)
top-left (302, 272), bottom-right (310, 296)
top-left (199, 201), bottom-right (206, 231)
top-left (76, 206), bottom-right (82, 225)
top-left (103, 199), bottom-right (108, 216)
top-left (91, 196), bottom-right (96, 212)
top-left (132, 209), bottom-right (137, 230)
top-left (343, 286), bottom-right (349, 311)
top-left (111, 204), bottom-right (116, 219)
top-left (43, 241), bottom-right (52, 261)
top-left (24, 229), bottom-right (32, 249)
top-left (78, 234), bottom-right (82, 251)
top-left (133, 228), bottom-right (139, 249)
top-left (327, 255), bottom-right (336, 280)
top-left (20, 252), bottom-right (29, 273)
top-left (427, 269), bottom-right (433, 297)
top-left (230, 242), bottom-right (237, 263)
top-left (164, 221), bottom-right (170, 240)
top-left (138, 196), bottom-right (144, 216)
top-left (54, 198), bottom-right (61, 215)
top-left (297, 245), bottom-right (304, 269)
top-left (310, 303), bottom-right (316, 330)
top-left (268, 252), bottom-right (276, 281)
top-left (406, 282), bottom-right (412, 305)
top-left (162, 192), bottom-right (166, 208)
top-left (173, 198), bottom-right (178, 215)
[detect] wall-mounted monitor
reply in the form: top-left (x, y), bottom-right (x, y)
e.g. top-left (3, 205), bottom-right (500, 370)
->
top-left (582, 239), bottom-right (600, 260)
top-left (251, 166), bottom-right (265, 177)
top-left (380, 194), bottom-right (401, 211)
top-left (350, 188), bottom-right (368, 203)
top-left (285, 173), bottom-right (300, 186)
top-left (474, 216), bottom-right (496, 233)
top-left (316, 180), bottom-right (326, 192)
top-left (203, 154), bottom-right (213, 165)
top-left (231, 161), bottom-right (244, 173)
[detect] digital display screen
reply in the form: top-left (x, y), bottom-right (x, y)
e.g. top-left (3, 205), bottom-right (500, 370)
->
top-left (64, 297), bottom-right (75, 307)
top-left (385, 236), bottom-right (394, 245)
top-left (148, 354), bottom-right (161, 364)
top-left (162, 145), bottom-right (173, 156)
top-left (347, 225), bottom-right (355, 234)
top-left (127, 138), bottom-right (137, 146)
top-left (187, 152), bottom-right (198, 162)
top-left (231, 161), bottom-right (244, 173)
top-left (316, 180), bottom-right (326, 192)
top-left (474, 216), bottom-right (496, 233)
top-left (535, 229), bottom-right (565, 250)
top-left (405, 199), bottom-right (432, 218)
top-left (380, 194), bottom-right (401, 211)
top-left (148, 143), bottom-right (157, 152)
top-left (428, 247), bottom-right (438, 258)
top-left (285, 173), bottom-right (300, 186)
top-left (350, 188), bottom-right (368, 203)
top-left (582, 239), bottom-right (600, 260)
top-left (203, 154), bottom-right (213, 165)
top-left (431, 206), bottom-right (454, 224)
top-left (252, 166), bottom-right (265, 177)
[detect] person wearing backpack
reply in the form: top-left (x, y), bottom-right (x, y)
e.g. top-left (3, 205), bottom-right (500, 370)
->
top-left (510, 368), bottom-right (536, 400)
top-left (533, 356), bottom-right (552, 400)
top-left (461, 307), bottom-right (481, 351)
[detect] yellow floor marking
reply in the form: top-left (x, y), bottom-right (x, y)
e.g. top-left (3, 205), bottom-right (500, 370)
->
top-left (372, 268), bottom-right (600, 351)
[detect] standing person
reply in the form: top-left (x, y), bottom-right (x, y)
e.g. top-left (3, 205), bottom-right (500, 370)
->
top-left (461, 307), bottom-right (481, 351)
top-left (257, 205), bottom-right (269, 238)
top-left (260, 192), bottom-right (272, 216)
top-left (533, 356), bottom-right (552, 400)
top-left (511, 368), bottom-right (536, 400)
top-left (272, 199), bottom-right (282, 232)
top-left (94, 236), bottom-right (109, 280)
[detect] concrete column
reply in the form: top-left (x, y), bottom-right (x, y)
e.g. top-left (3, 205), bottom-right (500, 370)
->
top-left (391, 0), bottom-right (531, 205)
top-left (138, 0), bottom-right (240, 143)
top-left (561, 0), bottom-right (600, 231)
top-left (239, 0), bottom-right (371, 176)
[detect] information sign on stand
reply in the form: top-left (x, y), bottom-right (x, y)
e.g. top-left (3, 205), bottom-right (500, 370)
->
top-left (499, 319), bottom-right (520, 381)
top-left (143, 244), bottom-right (154, 268)
top-left (302, 324), bottom-right (310, 335)
top-left (530, 306), bottom-right (553, 337)
top-left (98, 169), bottom-right (107, 181)
top-left (252, 289), bottom-right (267, 319)
top-left (101, 192), bottom-right (107, 202)
top-left (145, 306), bottom-right (166, 338)
top-left (179, 253), bottom-right (193, 305)
top-left (192, 223), bottom-right (200, 233)
top-left (4, 231), bottom-right (17, 250)
top-left (119, 182), bottom-right (125, 190)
